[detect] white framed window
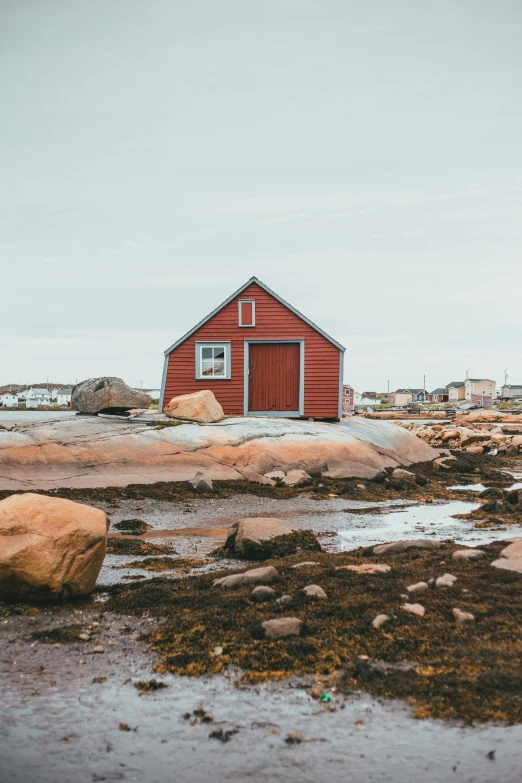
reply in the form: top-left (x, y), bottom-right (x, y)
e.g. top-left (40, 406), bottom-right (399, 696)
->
top-left (238, 299), bottom-right (255, 327)
top-left (195, 342), bottom-right (231, 380)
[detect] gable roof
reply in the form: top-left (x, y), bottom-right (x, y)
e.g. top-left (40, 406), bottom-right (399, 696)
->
top-left (164, 276), bottom-right (345, 355)
top-left (394, 388), bottom-right (424, 394)
top-left (430, 387), bottom-right (448, 395)
top-left (446, 381), bottom-right (464, 388)
top-left (467, 378), bottom-right (494, 383)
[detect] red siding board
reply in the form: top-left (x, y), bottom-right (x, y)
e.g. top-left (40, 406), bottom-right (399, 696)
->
top-left (163, 283), bottom-right (341, 418)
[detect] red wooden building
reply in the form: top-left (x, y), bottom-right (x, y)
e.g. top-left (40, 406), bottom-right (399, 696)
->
top-left (159, 277), bottom-right (345, 419)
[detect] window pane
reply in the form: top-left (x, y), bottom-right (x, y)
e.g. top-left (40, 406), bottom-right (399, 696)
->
top-left (201, 347), bottom-right (212, 360)
top-left (213, 347), bottom-right (225, 360)
top-left (201, 360), bottom-right (214, 376)
top-left (213, 360), bottom-right (225, 376)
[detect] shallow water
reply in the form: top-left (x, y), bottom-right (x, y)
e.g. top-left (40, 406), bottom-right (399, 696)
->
top-left (99, 498), bottom-right (521, 586)
top-left (448, 483), bottom-right (488, 492)
top-left (0, 410), bottom-right (76, 422)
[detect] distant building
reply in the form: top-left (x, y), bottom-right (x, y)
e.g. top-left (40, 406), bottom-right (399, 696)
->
top-left (0, 392), bottom-right (18, 407)
top-left (361, 391), bottom-right (377, 400)
top-left (359, 394), bottom-right (380, 407)
top-left (342, 384), bottom-right (354, 413)
top-left (446, 381), bottom-right (465, 402)
top-left (25, 388), bottom-right (52, 408)
top-left (501, 384), bottom-right (522, 400)
top-left (389, 388), bottom-right (428, 406)
top-left (465, 378), bottom-right (496, 408)
top-left (428, 387), bottom-right (449, 403)
top-left (56, 388), bottom-right (72, 406)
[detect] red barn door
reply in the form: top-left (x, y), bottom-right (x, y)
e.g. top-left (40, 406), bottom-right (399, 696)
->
top-left (248, 342), bottom-right (300, 412)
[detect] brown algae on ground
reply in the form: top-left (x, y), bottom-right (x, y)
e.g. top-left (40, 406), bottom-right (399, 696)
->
top-left (214, 529), bottom-right (322, 560)
top-left (106, 538), bottom-right (177, 556)
top-left (121, 557), bottom-right (211, 572)
top-left (113, 518), bottom-right (152, 534)
top-left (103, 541), bottom-right (522, 723)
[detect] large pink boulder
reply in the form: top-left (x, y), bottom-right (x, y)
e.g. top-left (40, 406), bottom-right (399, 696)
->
top-left (164, 390), bottom-right (224, 423)
top-left (0, 493), bottom-right (109, 602)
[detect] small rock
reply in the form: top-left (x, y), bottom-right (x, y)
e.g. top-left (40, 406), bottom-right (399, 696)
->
top-left (79, 633), bottom-right (90, 641)
top-left (358, 654), bottom-right (369, 661)
top-left (391, 468), bottom-right (416, 481)
top-left (466, 445), bottom-right (484, 454)
top-left (291, 561), bottom-right (320, 569)
top-left (373, 539), bottom-right (441, 555)
top-left (406, 581), bottom-right (429, 593)
top-left (213, 646), bottom-right (223, 656)
top-left (281, 469), bottom-right (311, 487)
top-left (93, 645), bottom-right (105, 653)
top-left (356, 484), bottom-right (366, 490)
top-left (264, 470), bottom-right (286, 480)
top-left (453, 608), bottom-right (475, 625)
top-left (402, 603), bottom-right (425, 617)
top-left (213, 566), bottom-right (280, 588)
top-left (302, 584), bottom-right (327, 598)
top-left (251, 585), bottom-right (277, 603)
top-left (190, 472), bottom-right (214, 493)
top-left (262, 617), bottom-right (303, 639)
top-left (436, 574), bottom-right (457, 589)
top-left (452, 549), bottom-right (485, 561)
top-left (336, 564), bottom-right (391, 575)
top-left (372, 614), bottom-right (390, 629)
top-left (275, 594), bottom-right (292, 605)
top-left (243, 472), bottom-right (276, 486)
top-left (53, 643), bottom-right (61, 649)
top-left (309, 685), bottom-right (322, 699)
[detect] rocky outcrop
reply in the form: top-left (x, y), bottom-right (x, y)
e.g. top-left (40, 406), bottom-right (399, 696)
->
top-left (223, 518), bottom-right (322, 560)
top-left (164, 390), bottom-right (224, 423)
top-left (404, 412), bottom-right (522, 454)
top-left (71, 377), bottom-right (150, 414)
top-left (0, 493), bottom-right (108, 601)
top-left (0, 415), bottom-right (439, 491)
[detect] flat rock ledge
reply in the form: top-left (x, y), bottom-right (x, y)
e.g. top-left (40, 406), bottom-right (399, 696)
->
top-left (0, 415), bottom-right (438, 491)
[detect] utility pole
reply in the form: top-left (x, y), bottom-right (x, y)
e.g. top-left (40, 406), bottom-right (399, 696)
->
top-left (387, 379), bottom-right (390, 405)
top-left (505, 368), bottom-right (508, 387)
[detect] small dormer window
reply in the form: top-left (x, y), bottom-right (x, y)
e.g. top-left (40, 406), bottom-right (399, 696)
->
top-left (238, 299), bottom-right (255, 327)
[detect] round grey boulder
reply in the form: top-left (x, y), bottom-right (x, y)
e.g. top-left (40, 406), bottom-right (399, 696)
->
top-left (71, 377), bottom-right (151, 414)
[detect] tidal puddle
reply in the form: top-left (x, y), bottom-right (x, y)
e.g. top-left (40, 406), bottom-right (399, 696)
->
top-left (448, 483), bottom-right (487, 492)
top-left (336, 500), bottom-right (519, 551)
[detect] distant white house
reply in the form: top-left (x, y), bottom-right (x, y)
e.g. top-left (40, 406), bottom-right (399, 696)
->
top-left (55, 388), bottom-right (72, 406)
top-left (25, 388), bottom-right (52, 408)
top-left (0, 392), bottom-right (18, 407)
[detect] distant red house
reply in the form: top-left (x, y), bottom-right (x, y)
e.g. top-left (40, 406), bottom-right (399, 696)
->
top-left (342, 384), bottom-right (354, 413)
top-left (159, 277), bottom-right (345, 420)
top-left (428, 387), bottom-right (449, 403)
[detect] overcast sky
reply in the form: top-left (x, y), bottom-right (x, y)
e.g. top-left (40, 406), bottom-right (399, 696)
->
top-left (1, 0), bottom-right (521, 392)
